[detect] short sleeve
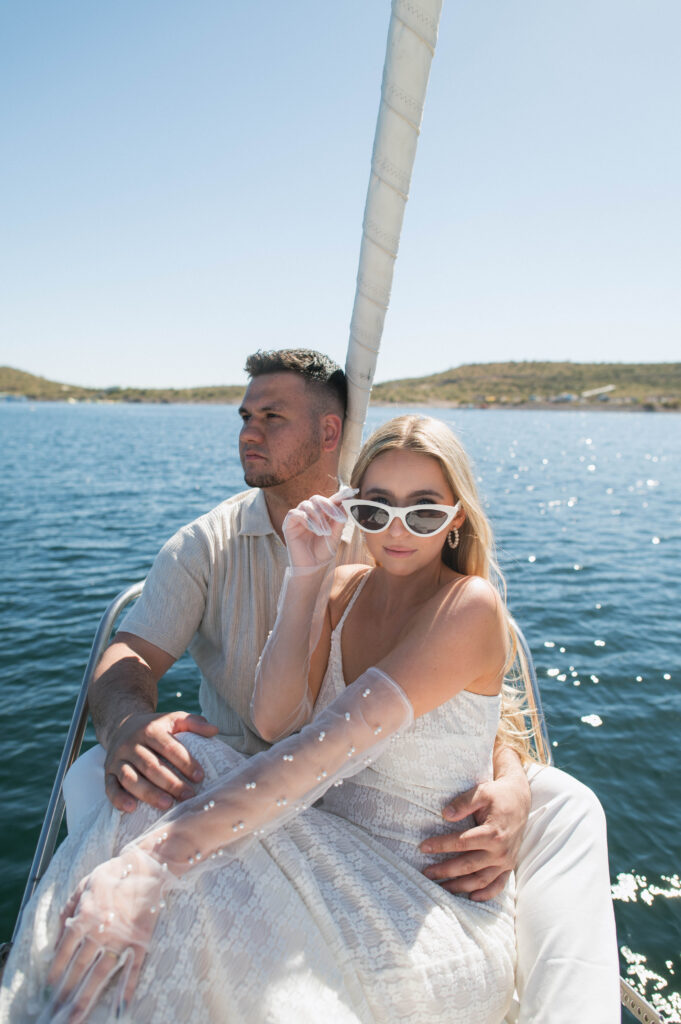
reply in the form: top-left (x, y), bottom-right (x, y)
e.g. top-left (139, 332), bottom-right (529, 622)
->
top-left (119, 523), bottom-right (214, 660)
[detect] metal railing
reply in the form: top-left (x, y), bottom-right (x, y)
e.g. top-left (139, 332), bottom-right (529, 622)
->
top-left (9, 580), bottom-right (144, 947)
top-left (621, 978), bottom-right (663, 1023)
top-left (511, 617), bottom-right (553, 766)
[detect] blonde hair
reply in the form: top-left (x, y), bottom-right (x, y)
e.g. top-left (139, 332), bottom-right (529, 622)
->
top-left (351, 415), bottom-right (548, 765)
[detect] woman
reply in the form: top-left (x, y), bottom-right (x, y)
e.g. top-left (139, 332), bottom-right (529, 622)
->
top-left (1, 415), bottom-right (537, 1023)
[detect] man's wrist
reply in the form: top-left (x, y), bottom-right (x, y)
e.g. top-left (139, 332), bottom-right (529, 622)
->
top-left (93, 702), bottom-right (155, 750)
top-left (492, 743), bottom-right (531, 811)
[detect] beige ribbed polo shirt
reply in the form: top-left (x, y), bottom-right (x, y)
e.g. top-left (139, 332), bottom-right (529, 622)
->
top-left (120, 488), bottom-right (368, 755)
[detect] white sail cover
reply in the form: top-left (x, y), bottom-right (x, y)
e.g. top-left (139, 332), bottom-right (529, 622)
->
top-left (340, 0), bottom-right (444, 482)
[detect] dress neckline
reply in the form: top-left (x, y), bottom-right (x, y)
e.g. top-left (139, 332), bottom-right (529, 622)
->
top-left (330, 569), bottom-right (503, 706)
top-left (335, 570), bottom-right (371, 635)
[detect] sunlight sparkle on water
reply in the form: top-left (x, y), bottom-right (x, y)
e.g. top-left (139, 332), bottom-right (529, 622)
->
top-left (612, 873), bottom-right (681, 907)
top-left (581, 714), bottom-right (602, 727)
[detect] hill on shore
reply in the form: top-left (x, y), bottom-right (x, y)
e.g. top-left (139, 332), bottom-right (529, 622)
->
top-left (371, 361), bottom-right (681, 409)
top-left (0, 366), bottom-right (243, 405)
top-left (1, 362), bottom-right (680, 410)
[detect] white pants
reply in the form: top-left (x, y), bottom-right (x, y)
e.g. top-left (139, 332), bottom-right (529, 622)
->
top-left (515, 764), bottom-right (620, 1022)
top-left (63, 750), bottom-right (620, 1023)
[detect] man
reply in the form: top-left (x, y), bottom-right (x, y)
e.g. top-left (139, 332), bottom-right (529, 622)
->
top-left (65, 349), bottom-right (619, 1022)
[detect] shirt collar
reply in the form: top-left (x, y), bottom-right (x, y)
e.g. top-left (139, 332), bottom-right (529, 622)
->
top-left (238, 488), bottom-right (276, 537)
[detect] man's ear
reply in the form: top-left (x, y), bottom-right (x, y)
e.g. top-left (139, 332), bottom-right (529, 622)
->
top-left (321, 413), bottom-right (343, 453)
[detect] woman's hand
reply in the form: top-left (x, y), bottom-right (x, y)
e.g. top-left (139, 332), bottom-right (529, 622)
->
top-left (282, 487), bottom-right (355, 569)
top-left (46, 846), bottom-right (168, 1022)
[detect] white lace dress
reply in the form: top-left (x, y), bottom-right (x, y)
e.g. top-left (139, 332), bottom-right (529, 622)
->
top-left (1, 580), bottom-right (515, 1024)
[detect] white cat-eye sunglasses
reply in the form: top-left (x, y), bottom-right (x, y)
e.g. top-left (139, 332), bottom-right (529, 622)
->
top-left (342, 499), bottom-right (462, 538)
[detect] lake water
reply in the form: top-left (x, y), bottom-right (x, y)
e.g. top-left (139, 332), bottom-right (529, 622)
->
top-left (1, 401), bottom-right (679, 1019)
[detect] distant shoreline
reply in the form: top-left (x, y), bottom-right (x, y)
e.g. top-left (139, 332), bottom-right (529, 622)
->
top-left (2, 361), bottom-right (680, 412)
top-left (2, 396), bottom-right (679, 413)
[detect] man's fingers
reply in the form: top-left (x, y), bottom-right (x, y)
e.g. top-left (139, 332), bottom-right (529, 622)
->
top-left (125, 741), bottom-right (198, 799)
top-left (104, 711), bottom-right (218, 811)
top-left (108, 760), bottom-right (180, 812)
top-left (437, 866), bottom-right (505, 896)
top-left (439, 868), bottom-right (511, 901)
top-left (468, 871), bottom-right (512, 902)
top-left (420, 829), bottom-right (472, 856)
top-left (104, 773), bottom-right (139, 814)
top-left (422, 851), bottom-right (491, 882)
top-left (441, 785), bottom-right (485, 822)
top-left (421, 823), bottom-right (506, 857)
top-left (166, 713), bottom-right (218, 780)
top-left (169, 712), bottom-right (219, 738)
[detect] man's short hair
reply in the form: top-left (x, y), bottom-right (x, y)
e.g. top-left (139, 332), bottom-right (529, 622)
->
top-left (245, 349), bottom-right (347, 418)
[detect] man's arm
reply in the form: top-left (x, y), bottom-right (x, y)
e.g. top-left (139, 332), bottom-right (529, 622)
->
top-left (89, 631), bottom-right (218, 813)
top-left (419, 742), bottom-right (531, 900)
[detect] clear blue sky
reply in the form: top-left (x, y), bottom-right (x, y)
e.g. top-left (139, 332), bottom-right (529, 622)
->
top-left (2, 1), bottom-right (679, 388)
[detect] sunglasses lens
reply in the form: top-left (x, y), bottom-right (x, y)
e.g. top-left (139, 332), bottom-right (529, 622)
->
top-left (404, 508), bottom-right (450, 535)
top-left (349, 503), bottom-right (390, 532)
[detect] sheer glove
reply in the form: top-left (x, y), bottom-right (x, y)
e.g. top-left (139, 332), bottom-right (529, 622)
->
top-left (44, 846), bottom-right (174, 1023)
top-left (281, 487), bottom-right (355, 569)
top-left (250, 486), bottom-right (356, 741)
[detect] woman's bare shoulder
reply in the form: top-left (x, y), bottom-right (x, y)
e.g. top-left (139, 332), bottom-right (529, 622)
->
top-left (436, 571), bottom-right (502, 618)
top-left (380, 574), bottom-right (508, 713)
top-left (421, 573), bottom-right (506, 656)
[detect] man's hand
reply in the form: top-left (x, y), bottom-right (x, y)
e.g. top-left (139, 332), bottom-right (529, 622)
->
top-left (89, 632), bottom-right (218, 813)
top-left (104, 710), bottom-right (219, 813)
top-left (420, 756), bottom-right (531, 901)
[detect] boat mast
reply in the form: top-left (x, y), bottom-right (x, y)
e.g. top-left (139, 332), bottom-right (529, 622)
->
top-left (340, 0), bottom-right (444, 481)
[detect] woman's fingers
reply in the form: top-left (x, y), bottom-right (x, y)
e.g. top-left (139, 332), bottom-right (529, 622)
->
top-left (122, 946), bottom-right (146, 1006)
top-left (283, 490), bottom-right (353, 566)
top-left (57, 881), bottom-right (86, 936)
top-left (64, 946), bottom-right (123, 1024)
top-left (330, 484), bottom-right (358, 506)
top-left (49, 936), bottom-right (132, 1024)
top-left (300, 494), bottom-right (348, 534)
top-left (48, 920), bottom-right (84, 987)
top-left (298, 499), bottom-right (332, 535)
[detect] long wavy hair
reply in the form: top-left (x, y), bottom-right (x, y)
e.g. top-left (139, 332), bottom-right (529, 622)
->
top-left (350, 415), bottom-right (548, 765)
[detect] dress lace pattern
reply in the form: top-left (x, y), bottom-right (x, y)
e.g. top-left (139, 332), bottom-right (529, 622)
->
top-left (1, 579), bottom-right (514, 1023)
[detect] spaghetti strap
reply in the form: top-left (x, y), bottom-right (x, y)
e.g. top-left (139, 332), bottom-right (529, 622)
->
top-left (335, 570), bottom-right (371, 634)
